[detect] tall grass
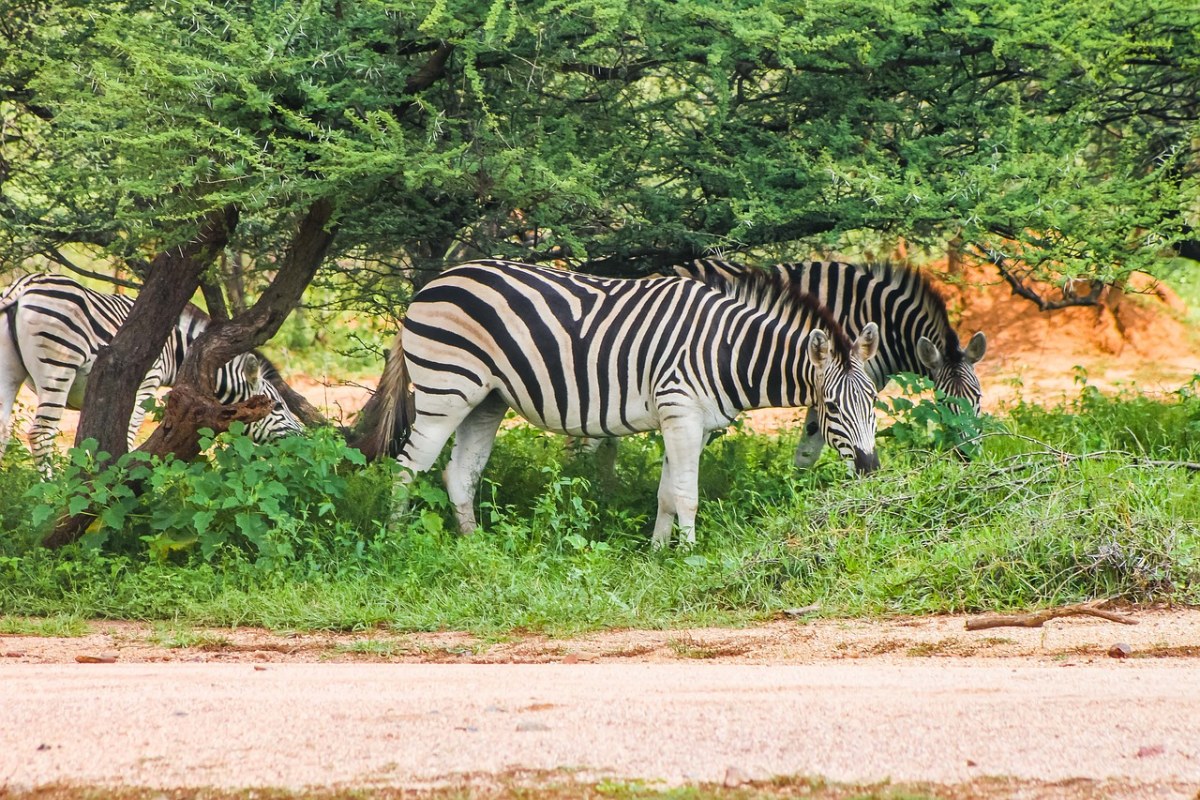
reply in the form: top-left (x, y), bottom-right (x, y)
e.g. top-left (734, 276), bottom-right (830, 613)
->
top-left (0, 381), bottom-right (1197, 632)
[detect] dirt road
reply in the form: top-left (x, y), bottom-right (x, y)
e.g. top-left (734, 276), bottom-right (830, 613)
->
top-left (2, 613), bottom-right (1200, 798)
top-left (2, 660), bottom-right (1199, 796)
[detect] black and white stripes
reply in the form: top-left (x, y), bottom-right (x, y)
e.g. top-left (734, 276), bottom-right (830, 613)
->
top-left (355, 259), bottom-right (881, 546)
top-left (678, 259), bottom-right (987, 467)
top-left (0, 273), bottom-right (302, 475)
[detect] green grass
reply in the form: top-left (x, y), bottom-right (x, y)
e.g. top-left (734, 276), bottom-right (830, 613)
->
top-left (0, 613), bottom-right (91, 637)
top-left (0, 383), bottom-right (1197, 633)
top-left (146, 624), bottom-right (232, 650)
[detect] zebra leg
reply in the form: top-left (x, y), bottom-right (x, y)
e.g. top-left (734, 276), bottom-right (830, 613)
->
top-left (20, 344), bottom-right (83, 478)
top-left (390, 387), bottom-right (490, 529)
top-left (595, 437), bottom-right (619, 492)
top-left (443, 393), bottom-right (508, 536)
top-left (652, 456), bottom-right (676, 549)
top-left (655, 415), bottom-right (708, 547)
top-left (793, 406), bottom-right (825, 469)
top-left (126, 370), bottom-right (164, 450)
top-left (29, 393), bottom-right (70, 479)
top-left (0, 325), bottom-right (28, 463)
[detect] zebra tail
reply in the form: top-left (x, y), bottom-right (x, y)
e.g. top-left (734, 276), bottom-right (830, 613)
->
top-left (348, 324), bottom-right (414, 461)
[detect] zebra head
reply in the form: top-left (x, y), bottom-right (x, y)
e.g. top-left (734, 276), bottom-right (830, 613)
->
top-left (805, 322), bottom-right (881, 474)
top-left (915, 331), bottom-right (987, 414)
top-left (216, 353), bottom-right (304, 442)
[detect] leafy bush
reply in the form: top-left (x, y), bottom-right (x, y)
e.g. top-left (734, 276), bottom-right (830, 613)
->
top-left (0, 444), bottom-right (42, 552)
top-left (876, 372), bottom-right (991, 459)
top-left (1007, 370), bottom-right (1200, 458)
top-left (2, 382), bottom-right (1198, 631)
top-left (27, 425), bottom-right (375, 566)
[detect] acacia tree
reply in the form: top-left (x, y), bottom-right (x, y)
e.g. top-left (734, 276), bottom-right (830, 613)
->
top-left (1, 0), bottom-right (1197, 473)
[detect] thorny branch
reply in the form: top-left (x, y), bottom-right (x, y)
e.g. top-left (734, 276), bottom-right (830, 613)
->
top-left (969, 244), bottom-right (1107, 310)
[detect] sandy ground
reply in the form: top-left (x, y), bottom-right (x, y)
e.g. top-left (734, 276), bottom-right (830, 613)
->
top-left (2, 612), bottom-right (1199, 797)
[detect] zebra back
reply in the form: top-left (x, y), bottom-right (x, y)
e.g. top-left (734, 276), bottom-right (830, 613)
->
top-left (1, 273), bottom-right (302, 441)
top-left (680, 258), bottom-right (986, 411)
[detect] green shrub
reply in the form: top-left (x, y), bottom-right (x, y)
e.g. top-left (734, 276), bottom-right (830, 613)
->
top-left (0, 444), bottom-right (42, 550)
top-left (877, 372), bottom-right (992, 460)
top-left (2, 382), bottom-right (1197, 631)
top-left (1007, 371), bottom-right (1200, 458)
top-left (27, 425), bottom-right (373, 566)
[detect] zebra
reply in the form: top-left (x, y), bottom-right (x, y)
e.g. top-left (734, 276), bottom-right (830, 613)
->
top-left (675, 258), bottom-right (987, 467)
top-left (351, 259), bottom-right (881, 547)
top-left (0, 272), bottom-right (303, 475)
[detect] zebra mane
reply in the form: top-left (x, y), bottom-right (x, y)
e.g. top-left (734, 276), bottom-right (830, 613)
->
top-left (705, 268), bottom-right (855, 360)
top-left (867, 261), bottom-right (964, 362)
top-left (251, 349), bottom-right (284, 381)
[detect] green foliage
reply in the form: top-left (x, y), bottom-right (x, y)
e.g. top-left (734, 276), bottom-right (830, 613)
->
top-left (3, 0), bottom-right (1196, 299)
top-left (876, 373), bottom-right (992, 460)
top-left (25, 426), bottom-right (374, 567)
top-left (0, 443), bottom-right (42, 549)
top-left (1006, 372), bottom-right (1200, 458)
top-left (2, 386), bottom-right (1198, 632)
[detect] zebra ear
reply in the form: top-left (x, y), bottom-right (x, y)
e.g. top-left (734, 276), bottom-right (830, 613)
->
top-left (964, 331), bottom-right (987, 364)
top-left (855, 322), bottom-right (879, 362)
top-left (916, 337), bottom-right (943, 372)
top-left (240, 354), bottom-right (262, 388)
top-left (807, 329), bottom-right (832, 367)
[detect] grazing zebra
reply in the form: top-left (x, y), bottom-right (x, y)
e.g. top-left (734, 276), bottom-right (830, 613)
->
top-left (352, 259), bottom-right (880, 547)
top-left (676, 258), bottom-right (987, 467)
top-left (0, 272), bottom-right (303, 475)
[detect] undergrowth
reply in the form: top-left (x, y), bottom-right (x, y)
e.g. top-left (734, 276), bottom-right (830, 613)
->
top-left (0, 379), bottom-right (1197, 632)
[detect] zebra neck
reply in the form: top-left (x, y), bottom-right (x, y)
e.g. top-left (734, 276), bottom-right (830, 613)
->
top-left (728, 316), bottom-right (806, 410)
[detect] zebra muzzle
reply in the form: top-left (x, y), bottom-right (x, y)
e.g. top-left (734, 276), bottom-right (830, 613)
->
top-left (853, 448), bottom-right (880, 474)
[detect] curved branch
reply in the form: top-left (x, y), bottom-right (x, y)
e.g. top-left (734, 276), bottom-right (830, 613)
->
top-left (971, 244), bottom-right (1107, 311)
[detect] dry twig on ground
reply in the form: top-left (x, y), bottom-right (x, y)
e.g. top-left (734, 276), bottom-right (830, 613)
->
top-left (965, 600), bottom-right (1138, 631)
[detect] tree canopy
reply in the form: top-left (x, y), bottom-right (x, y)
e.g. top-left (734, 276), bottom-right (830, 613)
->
top-left (2, 0), bottom-right (1198, 305)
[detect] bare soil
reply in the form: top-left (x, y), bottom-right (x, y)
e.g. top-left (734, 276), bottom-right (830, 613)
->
top-left (2, 608), bottom-right (1199, 667)
top-left (3, 611), bottom-right (1199, 798)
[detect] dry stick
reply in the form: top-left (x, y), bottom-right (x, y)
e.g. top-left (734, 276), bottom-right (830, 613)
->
top-left (965, 600), bottom-right (1138, 631)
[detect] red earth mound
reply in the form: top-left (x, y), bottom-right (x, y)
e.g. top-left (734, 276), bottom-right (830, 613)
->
top-left (927, 259), bottom-right (1198, 411)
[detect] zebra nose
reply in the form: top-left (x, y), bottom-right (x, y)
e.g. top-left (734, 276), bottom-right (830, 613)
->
top-left (853, 448), bottom-right (880, 474)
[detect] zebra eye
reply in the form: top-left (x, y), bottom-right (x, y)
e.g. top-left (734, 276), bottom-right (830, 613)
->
top-left (823, 400), bottom-right (838, 414)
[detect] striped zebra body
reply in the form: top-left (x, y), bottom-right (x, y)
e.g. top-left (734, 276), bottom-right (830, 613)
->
top-left (0, 273), bottom-right (302, 475)
top-left (353, 259), bottom-right (880, 547)
top-left (677, 258), bottom-right (987, 466)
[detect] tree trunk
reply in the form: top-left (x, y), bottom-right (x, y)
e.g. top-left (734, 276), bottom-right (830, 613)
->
top-left (174, 198), bottom-right (337, 394)
top-left (46, 200), bottom-right (334, 549)
top-left (73, 206), bottom-right (238, 461)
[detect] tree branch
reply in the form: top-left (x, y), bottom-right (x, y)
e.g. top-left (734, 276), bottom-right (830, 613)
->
top-left (41, 247), bottom-right (142, 291)
top-left (971, 244), bottom-right (1107, 310)
top-left (176, 198), bottom-right (337, 394)
top-left (966, 600), bottom-right (1137, 631)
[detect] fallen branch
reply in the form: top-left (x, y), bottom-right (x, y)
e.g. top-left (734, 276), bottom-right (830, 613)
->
top-left (965, 600), bottom-right (1138, 631)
